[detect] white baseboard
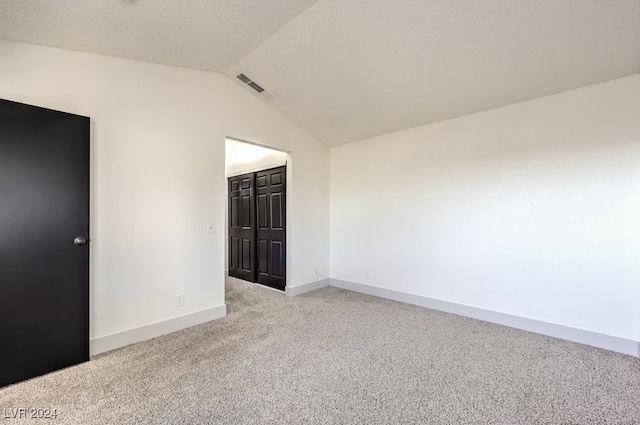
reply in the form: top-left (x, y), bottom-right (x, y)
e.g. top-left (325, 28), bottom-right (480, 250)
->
top-left (90, 304), bottom-right (227, 356)
top-left (286, 278), bottom-right (330, 296)
top-left (330, 279), bottom-right (639, 358)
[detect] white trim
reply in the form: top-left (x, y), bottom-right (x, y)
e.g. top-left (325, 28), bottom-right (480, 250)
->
top-left (90, 304), bottom-right (227, 356)
top-left (286, 278), bottom-right (330, 297)
top-left (329, 279), bottom-right (639, 358)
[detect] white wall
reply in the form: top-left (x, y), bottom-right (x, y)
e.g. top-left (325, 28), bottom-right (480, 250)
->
top-left (225, 138), bottom-right (288, 176)
top-left (331, 75), bottom-right (640, 343)
top-left (0, 41), bottom-right (330, 349)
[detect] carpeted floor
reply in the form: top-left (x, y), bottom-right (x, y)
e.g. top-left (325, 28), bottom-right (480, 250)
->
top-left (1, 277), bottom-right (639, 424)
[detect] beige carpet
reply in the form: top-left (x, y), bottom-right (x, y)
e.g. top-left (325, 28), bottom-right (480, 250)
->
top-left (1, 276), bottom-right (639, 424)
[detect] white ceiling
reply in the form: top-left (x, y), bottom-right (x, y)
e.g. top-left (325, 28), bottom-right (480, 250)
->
top-left (0, 0), bottom-right (319, 71)
top-left (2, 1), bottom-right (640, 146)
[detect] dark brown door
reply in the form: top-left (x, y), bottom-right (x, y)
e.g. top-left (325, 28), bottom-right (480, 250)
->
top-left (256, 166), bottom-right (286, 291)
top-left (0, 99), bottom-right (90, 388)
top-left (228, 172), bottom-right (256, 282)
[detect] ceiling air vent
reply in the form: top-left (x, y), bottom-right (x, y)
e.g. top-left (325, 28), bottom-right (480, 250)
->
top-left (248, 82), bottom-right (264, 93)
top-left (235, 73), bottom-right (276, 101)
top-left (237, 73), bottom-right (251, 84)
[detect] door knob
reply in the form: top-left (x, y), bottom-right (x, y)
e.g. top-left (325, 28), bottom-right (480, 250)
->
top-left (73, 237), bottom-right (87, 246)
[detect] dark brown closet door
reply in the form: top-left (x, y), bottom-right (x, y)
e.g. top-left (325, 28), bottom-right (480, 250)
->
top-left (255, 166), bottom-right (286, 291)
top-left (228, 172), bottom-right (256, 282)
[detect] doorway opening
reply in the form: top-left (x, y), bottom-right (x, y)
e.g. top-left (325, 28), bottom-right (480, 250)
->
top-left (225, 137), bottom-right (290, 292)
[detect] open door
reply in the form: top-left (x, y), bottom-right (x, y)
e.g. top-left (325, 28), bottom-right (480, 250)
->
top-left (0, 99), bottom-right (90, 388)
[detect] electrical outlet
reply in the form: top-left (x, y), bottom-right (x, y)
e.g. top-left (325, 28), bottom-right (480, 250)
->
top-left (365, 271), bottom-right (370, 280)
top-left (176, 293), bottom-right (184, 307)
top-left (314, 268), bottom-right (318, 276)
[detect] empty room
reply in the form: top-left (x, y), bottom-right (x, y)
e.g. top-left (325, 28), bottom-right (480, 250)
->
top-left (1, 1), bottom-right (639, 423)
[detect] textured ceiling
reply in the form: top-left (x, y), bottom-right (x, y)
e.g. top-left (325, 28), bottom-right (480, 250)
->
top-left (0, 0), bottom-right (319, 71)
top-left (2, 1), bottom-right (640, 146)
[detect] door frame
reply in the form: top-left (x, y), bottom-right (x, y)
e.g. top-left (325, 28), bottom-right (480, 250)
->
top-left (224, 137), bottom-right (292, 291)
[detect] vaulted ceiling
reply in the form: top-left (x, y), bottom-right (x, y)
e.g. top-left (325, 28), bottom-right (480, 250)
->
top-left (2, 0), bottom-right (640, 146)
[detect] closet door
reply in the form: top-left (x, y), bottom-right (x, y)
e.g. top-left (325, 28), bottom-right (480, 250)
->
top-left (228, 172), bottom-right (256, 282)
top-left (255, 166), bottom-right (286, 291)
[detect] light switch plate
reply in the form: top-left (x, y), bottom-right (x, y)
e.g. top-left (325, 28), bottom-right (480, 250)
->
top-left (206, 222), bottom-right (215, 234)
